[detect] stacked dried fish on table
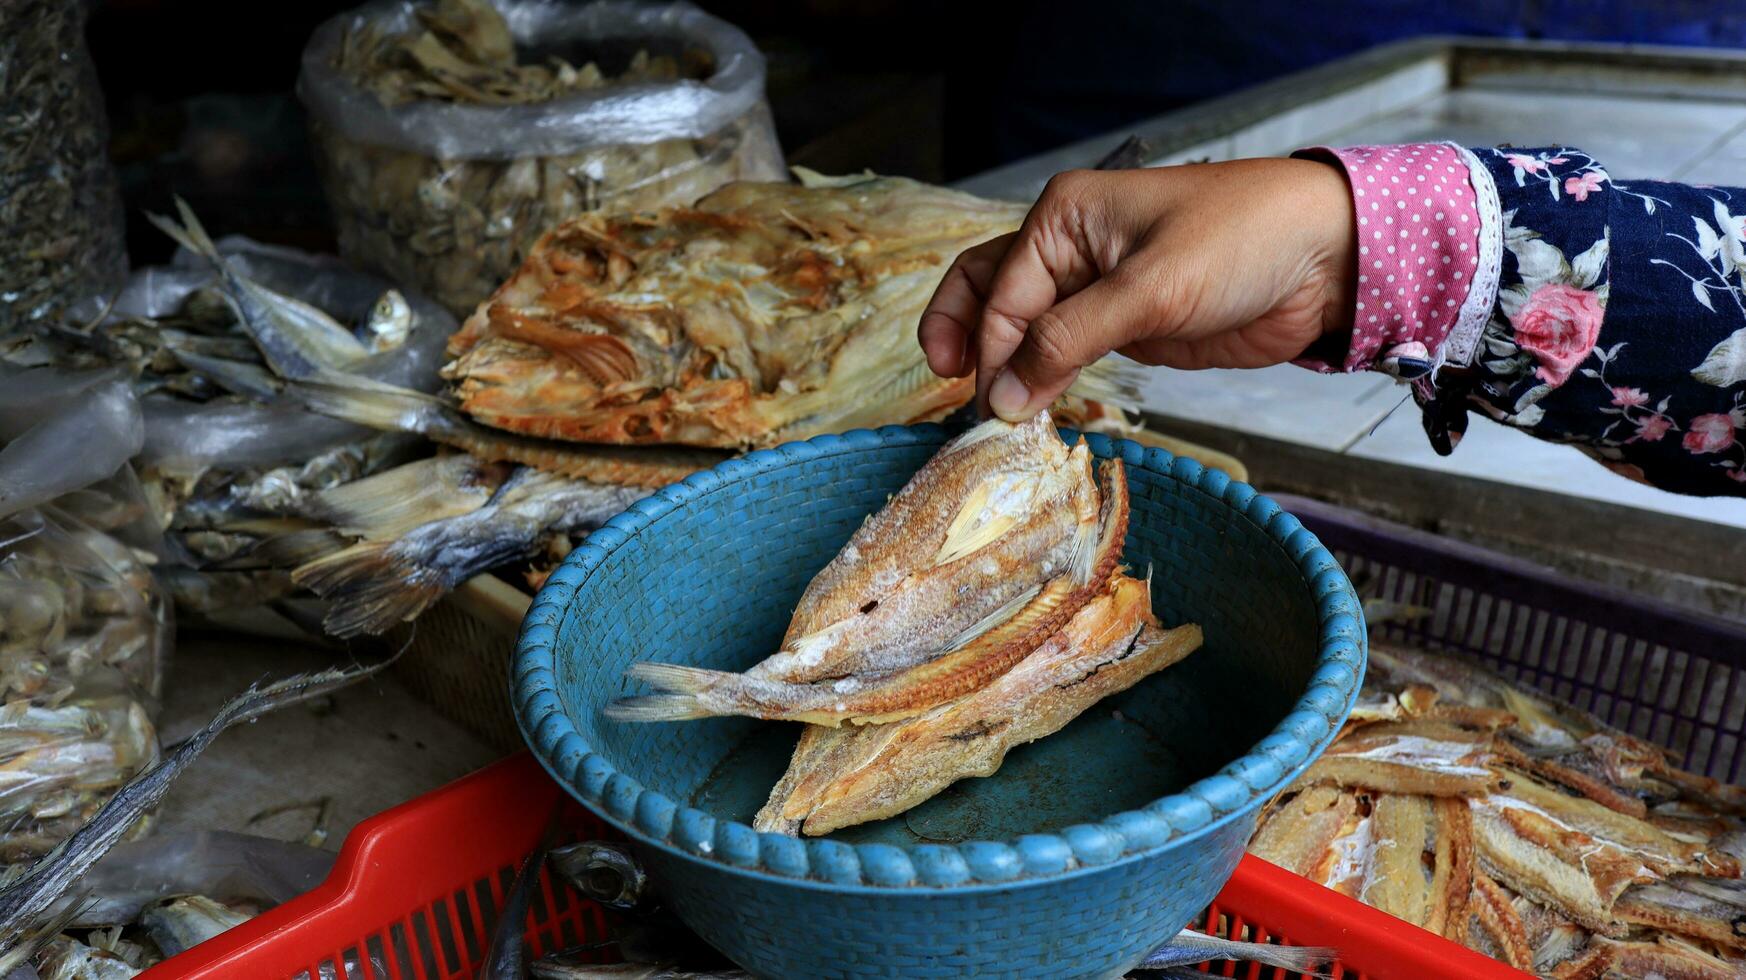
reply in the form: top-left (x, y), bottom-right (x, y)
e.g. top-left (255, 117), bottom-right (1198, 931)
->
top-left (608, 412), bottom-right (1204, 836)
top-left (1250, 642), bottom-right (1746, 979)
top-left (300, 0), bottom-right (788, 316)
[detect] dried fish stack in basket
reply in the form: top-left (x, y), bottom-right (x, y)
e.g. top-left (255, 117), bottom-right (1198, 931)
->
top-left (298, 0), bottom-right (786, 317)
top-left (0, 0), bottom-right (128, 329)
top-left (1248, 496), bottom-right (1746, 980)
top-left (0, 372), bottom-right (170, 863)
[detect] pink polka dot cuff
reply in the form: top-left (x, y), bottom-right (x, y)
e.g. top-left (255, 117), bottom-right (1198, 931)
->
top-left (1293, 143), bottom-right (1485, 374)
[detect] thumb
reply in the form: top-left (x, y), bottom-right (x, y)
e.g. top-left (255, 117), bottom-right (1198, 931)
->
top-left (986, 271), bottom-right (1161, 421)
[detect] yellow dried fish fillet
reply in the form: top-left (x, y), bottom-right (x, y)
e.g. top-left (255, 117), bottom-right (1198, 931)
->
top-left (1615, 880), bottom-right (1746, 952)
top-left (447, 174), bottom-right (1032, 448)
top-left (754, 576), bottom-right (1200, 835)
top-left (1426, 796), bottom-right (1475, 941)
top-left (1363, 795), bottom-right (1436, 928)
top-left (1248, 787), bottom-right (1359, 879)
top-left (1472, 797), bottom-right (1649, 935)
top-left (1492, 773), bottom-right (1730, 878)
top-left (1552, 936), bottom-right (1742, 980)
top-left (1294, 721), bottom-right (1500, 797)
top-left (1469, 869), bottom-right (1536, 972)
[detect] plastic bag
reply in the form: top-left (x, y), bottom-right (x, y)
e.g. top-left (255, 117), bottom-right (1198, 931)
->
top-left (0, 0), bottom-right (128, 330)
top-left (298, 0), bottom-right (786, 316)
top-left (119, 236), bottom-right (456, 474)
top-left (70, 830), bottom-right (336, 929)
top-left (0, 373), bottom-right (172, 861)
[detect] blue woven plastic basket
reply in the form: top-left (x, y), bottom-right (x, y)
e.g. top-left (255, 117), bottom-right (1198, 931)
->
top-left (514, 424), bottom-right (1365, 980)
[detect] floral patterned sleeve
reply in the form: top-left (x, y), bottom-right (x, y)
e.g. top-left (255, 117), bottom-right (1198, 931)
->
top-left (1421, 147), bottom-right (1746, 496)
top-left (1305, 143), bottom-right (1746, 497)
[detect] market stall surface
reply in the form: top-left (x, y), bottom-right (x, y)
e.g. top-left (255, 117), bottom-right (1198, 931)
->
top-left (153, 634), bottom-right (500, 847)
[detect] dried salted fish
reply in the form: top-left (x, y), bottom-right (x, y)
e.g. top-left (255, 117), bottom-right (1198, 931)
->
top-left (608, 411), bottom-right (1127, 726)
top-left (755, 577), bottom-right (1200, 835)
top-left (446, 170), bottom-right (1141, 448)
top-left (293, 466), bottom-right (645, 636)
top-left (279, 373), bottom-right (729, 489)
top-left (1294, 720), bottom-right (1502, 797)
top-left (1250, 640), bottom-right (1746, 978)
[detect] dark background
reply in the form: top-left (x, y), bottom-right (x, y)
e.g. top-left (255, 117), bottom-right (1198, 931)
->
top-left (86, 0), bottom-right (1746, 266)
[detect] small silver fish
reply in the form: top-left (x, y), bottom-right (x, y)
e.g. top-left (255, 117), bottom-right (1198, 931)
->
top-left (146, 199), bottom-right (369, 380)
top-left (32, 936), bottom-right (141, 980)
top-left (140, 895), bottom-right (251, 957)
top-left (1133, 929), bottom-right (1337, 975)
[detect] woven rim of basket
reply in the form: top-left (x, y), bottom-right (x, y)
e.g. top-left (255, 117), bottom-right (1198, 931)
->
top-left (513, 424), bottom-right (1366, 890)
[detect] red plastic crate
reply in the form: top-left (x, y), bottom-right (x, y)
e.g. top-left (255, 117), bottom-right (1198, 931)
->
top-left (146, 752), bottom-right (1520, 980)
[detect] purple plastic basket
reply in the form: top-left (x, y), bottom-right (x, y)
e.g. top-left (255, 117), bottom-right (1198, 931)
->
top-left (1276, 494), bottom-right (1746, 783)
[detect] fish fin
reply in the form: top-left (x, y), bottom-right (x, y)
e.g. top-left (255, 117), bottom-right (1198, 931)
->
top-left (943, 584), bottom-right (1041, 652)
top-left (292, 541), bottom-right (446, 638)
top-left (1068, 356), bottom-right (1144, 408)
top-left (225, 529), bottom-right (349, 569)
top-left (934, 471), bottom-right (1040, 567)
top-left (305, 456), bottom-right (503, 538)
top-left (939, 413), bottom-right (1023, 456)
top-left (1075, 457), bottom-right (1129, 586)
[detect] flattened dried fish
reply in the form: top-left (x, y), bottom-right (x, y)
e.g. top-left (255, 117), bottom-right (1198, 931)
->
top-left (609, 411), bottom-right (1125, 726)
top-left (445, 170), bottom-right (1144, 449)
top-left (755, 576), bottom-right (1200, 835)
top-left (1295, 721), bottom-right (1502, 797)
top-left (1249, 787), bottom-right (1359, 879)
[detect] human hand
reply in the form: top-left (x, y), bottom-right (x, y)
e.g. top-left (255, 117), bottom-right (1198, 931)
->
top-left (918, 157), bottom-right (1358, 420)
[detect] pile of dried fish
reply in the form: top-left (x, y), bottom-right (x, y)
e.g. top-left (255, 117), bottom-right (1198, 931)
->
top-left (300, 0), bottom-right (786, 315)
top-left (1249, 641), bottom-right (1746, 979)
top-left (608, 412), bottom-right (1203, 835)
top-left (0, 0), bottom-right (127, 331)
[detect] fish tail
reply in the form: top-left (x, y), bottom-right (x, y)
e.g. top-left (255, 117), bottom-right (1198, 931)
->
top-left (1069, 355), bottom-right (1145, 408)
top-left (145, 196), bottom-right (224, 264)
top-left (604, 663), bottom-right (736, 722)
top-left (292, 541), bottom-right (447, 637)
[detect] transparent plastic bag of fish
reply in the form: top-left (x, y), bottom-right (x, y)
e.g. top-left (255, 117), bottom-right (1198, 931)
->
top-left (76, 235), bottom-right (458, 476)
top-left (0, 0), bottom-right (128, 332)
top-left (0, 374), bottom-right (171, 861)
top-left (297, 0), bottom-right (786, 317)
